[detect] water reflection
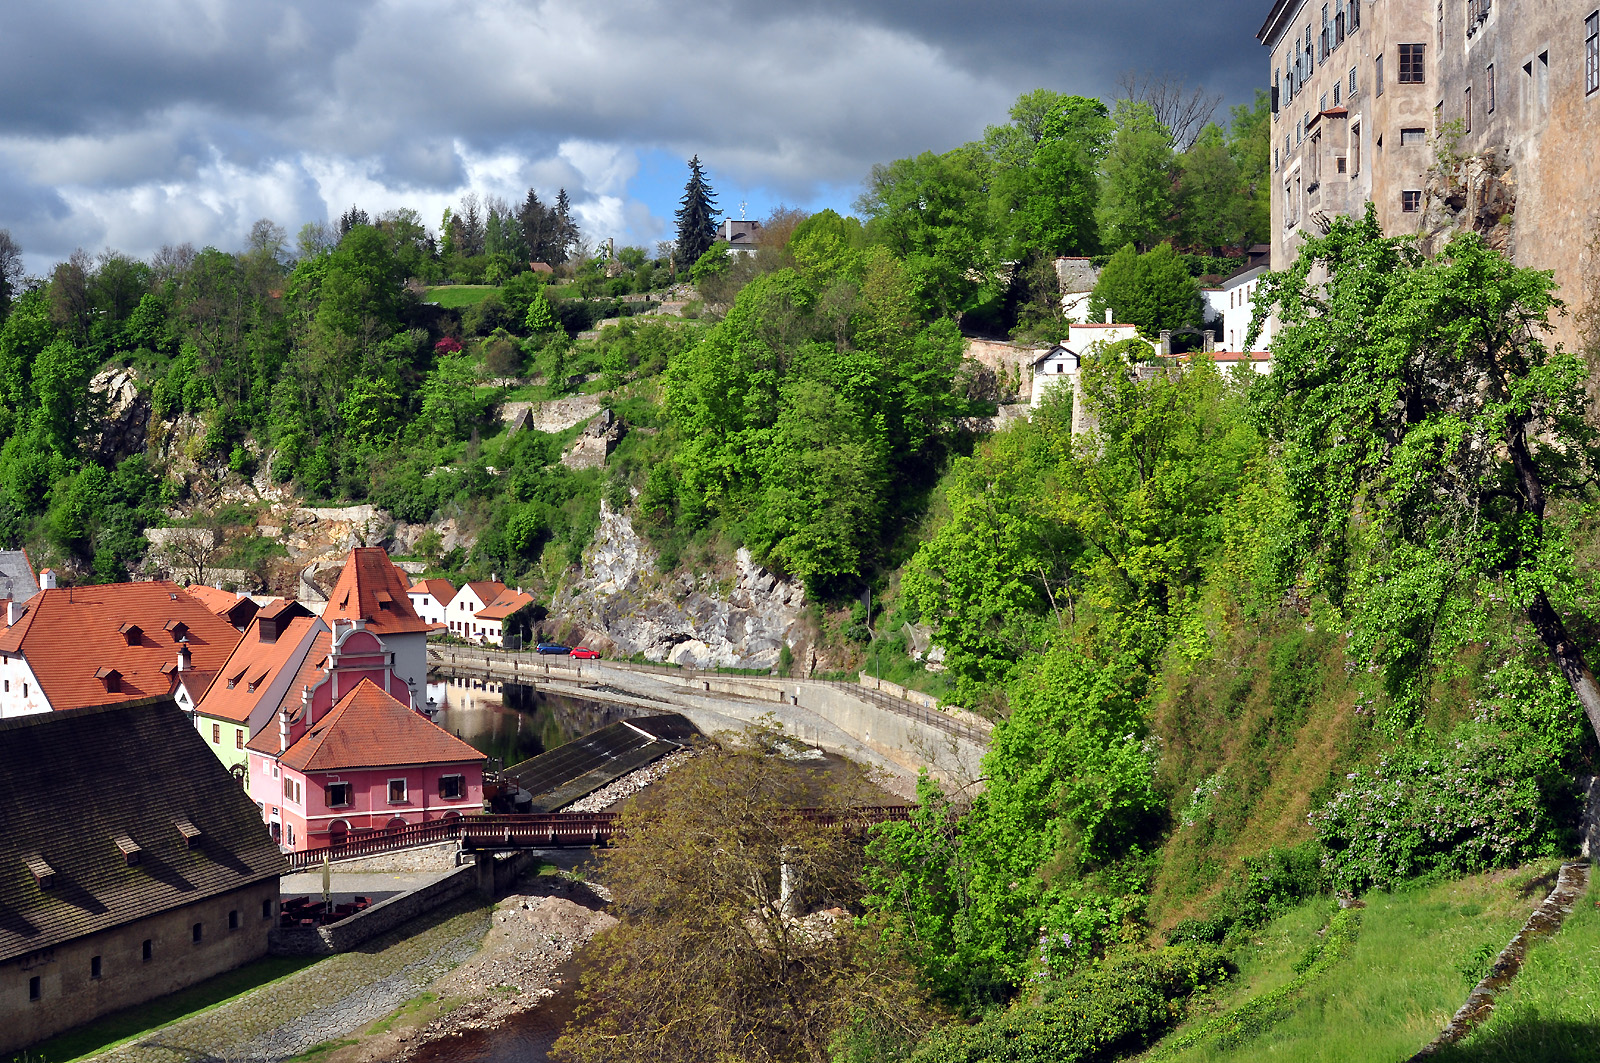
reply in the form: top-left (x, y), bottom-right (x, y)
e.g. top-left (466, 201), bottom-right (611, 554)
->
top-left (427, 678), bottom-right (640, 768)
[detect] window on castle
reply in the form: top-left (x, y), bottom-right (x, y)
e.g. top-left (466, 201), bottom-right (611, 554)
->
top-left (1400, 44), bottom-right (1425, 83)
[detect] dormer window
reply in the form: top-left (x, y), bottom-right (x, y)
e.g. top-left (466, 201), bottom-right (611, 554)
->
top-left (119, 623), bottom-right (143, 646)
top-left (113, 833), bottom-right (142, 866)
top-left (25, 854), bottom-right (54, 888)
top-left (95, 667), bottom-right (122, 693)
top-left (166, 620), bottom-right (190, 642)
top-left (174, 817), bottom-right (202, 847)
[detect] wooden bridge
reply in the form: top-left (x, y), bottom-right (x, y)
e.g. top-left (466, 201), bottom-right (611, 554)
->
top-left (284, 806), bottom-right (914, 872)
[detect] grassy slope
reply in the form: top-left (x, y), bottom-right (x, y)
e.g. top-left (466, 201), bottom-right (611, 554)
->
top-left (1433, 871), bottom-right (1600, 1063)
top-left (1149, 861), bottom-right (1567, 1063)
top-left (425, 285), bottom-right (501, 308)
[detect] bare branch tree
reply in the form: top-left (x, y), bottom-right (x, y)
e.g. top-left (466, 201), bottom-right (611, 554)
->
top-left (0, 229), bottom-right (22, 305)
top-left (1116, 69), bottom-right (1223, 153)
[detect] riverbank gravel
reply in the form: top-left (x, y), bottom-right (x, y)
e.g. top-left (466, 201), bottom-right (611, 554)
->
top-left (564, 747), bottom-right (696, 812)
top-left (85, 897), bottom-right (494, 1063)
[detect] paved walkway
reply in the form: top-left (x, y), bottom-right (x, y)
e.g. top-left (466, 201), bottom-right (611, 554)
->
top-left (86, 895), bottom-right (492, 1063)
top-left (279, 868), bottom-right (457, 908)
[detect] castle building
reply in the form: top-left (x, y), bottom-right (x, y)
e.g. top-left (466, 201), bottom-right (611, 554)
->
top-left (1261, 0), bottom-right (1600, 350)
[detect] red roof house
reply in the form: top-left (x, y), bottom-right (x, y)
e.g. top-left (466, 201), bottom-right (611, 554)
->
top-left (321, 548), bottom-right (438, 709)
top-left (0, 581), bottom-right (244, 718)
top-left (246, 677), bottom-right (485, 851)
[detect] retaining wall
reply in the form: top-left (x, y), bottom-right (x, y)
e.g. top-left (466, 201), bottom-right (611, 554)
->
top-left (269, 852), bottom-right (540, 956)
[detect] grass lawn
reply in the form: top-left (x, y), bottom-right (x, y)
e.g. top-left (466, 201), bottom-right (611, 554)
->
top-left (1150, 861), bottom-right (1565, 1063)
top-left (21, 954), bottom-right (320, 1062)
top-left (425, 285), bottom-right (501, 308)
top-left (1433, 868), bottom-right (1600, 1063)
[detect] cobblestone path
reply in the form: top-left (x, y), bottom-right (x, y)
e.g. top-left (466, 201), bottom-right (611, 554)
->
top-left (86, 898), bottom-right (492, 1063)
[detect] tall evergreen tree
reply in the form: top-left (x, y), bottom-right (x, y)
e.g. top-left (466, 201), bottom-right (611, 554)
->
top-left (674, 156), bottom-right (719, 266)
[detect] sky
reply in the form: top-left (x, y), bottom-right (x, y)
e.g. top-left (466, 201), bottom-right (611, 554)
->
top-left (0, 0), bottom-right (1272, 273)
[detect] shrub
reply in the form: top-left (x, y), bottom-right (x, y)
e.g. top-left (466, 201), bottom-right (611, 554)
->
top-left (907, 946), bottom-right (1229, 1063)
top-left (1310, 713), bottom-right (1578, 893)
top-left (1166, 842), bottom-right (1326, 945)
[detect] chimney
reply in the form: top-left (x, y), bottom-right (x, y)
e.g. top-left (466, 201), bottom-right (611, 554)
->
top-left (176, 644), bottom-right (191, 672)
top-left (1105, 308), bottom-right (1113, 324)
top-left (5, 601), bottom-right (20, 627)
top-left (39, 569), bottom-right (56, 590)
top-left (279, 706), bottom-right (291, 753)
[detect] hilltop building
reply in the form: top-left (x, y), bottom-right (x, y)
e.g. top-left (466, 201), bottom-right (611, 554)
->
top-left (0, 581), bottom-right (243, 719)
top-left (0, 698), bottom-right (283, 1053)
top-left (1260, 0), bottom-right (1600, 350)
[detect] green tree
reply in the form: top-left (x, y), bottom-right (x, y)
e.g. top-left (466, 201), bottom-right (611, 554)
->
top-left (1227, 89), bottom-right (1273, 248)
top-left (857, 146), bottom-right (992, 316)
top-left (1087, 243), bottom-right (1202, 338)
top-left (995, 96), bottom-right (1112, 260)
top-left (420, 353), bottom-right (485, 442)
top-left (674, 155), bottom-right (720, 267)
top-left (1253, 208), bottom-right (1600, 741)
top-left (31, 338), bottom-right (95, 455)
top-left (524, 286), bottom-right (556, 332)
top-left (1098, 100), bottom-right (1177, 251)
top-left (1176, 123), bottom-right (1249, 254)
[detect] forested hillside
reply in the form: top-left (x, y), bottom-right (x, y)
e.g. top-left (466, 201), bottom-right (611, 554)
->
top-left (4, 80), bottom-right (1592, 1060)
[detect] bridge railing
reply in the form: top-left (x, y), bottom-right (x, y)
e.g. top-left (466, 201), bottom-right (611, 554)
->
top-left (282, 807), bottom-right (913, 871)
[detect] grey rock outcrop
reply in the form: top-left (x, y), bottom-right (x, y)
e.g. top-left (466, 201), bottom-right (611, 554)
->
top-left (88, 368), bottom-right (152, 461)
top-left (554, 500), bottom-right (805, 669)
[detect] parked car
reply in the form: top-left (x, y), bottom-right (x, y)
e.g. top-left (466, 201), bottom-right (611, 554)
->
top-left (570, 646), bottom-right (600, 659)
top-left (536, 642), bottom-right (571, 655)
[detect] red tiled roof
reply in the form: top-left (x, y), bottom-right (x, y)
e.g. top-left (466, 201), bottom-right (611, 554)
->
top-left (275, 629), bottom-right (332, 719)
top-left (0, 582), bottom-right (244, 709)
top-left (276, 678), bottom-right (484, 772)
top-left (183, 585), bottom-right (240, 614)
top-left (410, 578), bottom-right (457, 603)
top-left (476, 590), bottom-right (536, 621)
top-left (462, 581), bottom-right (506, 604)
top-left (322, 548), bottom-right (436, 635)
top-left (196, 615), bottom-right (324, 724)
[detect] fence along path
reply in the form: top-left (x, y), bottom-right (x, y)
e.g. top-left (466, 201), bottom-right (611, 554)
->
top-left (285, 806), bottom-right (914, 872)
top-left (426, 646), bottom-right (991, 746)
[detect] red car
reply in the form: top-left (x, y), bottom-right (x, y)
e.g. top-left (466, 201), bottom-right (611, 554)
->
top-left (569, 646), bottom-right (600, 659)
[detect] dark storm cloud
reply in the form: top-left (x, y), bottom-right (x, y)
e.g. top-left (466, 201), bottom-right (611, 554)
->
top-left (0, 0), bottom-right (1269, 269)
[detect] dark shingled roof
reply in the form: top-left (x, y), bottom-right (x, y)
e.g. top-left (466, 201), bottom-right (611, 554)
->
top-left (0, 698), bottom-right (286, 962)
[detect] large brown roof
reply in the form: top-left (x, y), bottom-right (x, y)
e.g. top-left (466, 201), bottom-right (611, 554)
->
top-left (0, 582), bottom-right (244, 709)
top-left (196, 615), bottom-right (325, 724)
top-left (0, 698), bottom-right (285, 963)
top-left (476, 589), bottom-right (536, 621)
top-left (276, 678), bottom-right (484, 773)
top-left (410, 578), bottom-right (456, 603)
top-left (322, 548), bottom-right (436, 636)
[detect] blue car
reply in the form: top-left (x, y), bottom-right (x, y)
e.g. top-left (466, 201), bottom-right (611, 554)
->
top-left (536, 642), bottom-right (571, 655)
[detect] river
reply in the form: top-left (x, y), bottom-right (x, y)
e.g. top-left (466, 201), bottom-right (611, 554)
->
top-left (426, 676), bottom-right (642, 768)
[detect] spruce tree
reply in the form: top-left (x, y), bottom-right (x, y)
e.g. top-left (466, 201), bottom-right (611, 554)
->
top-left (674, 156), bottom-right (719, 267)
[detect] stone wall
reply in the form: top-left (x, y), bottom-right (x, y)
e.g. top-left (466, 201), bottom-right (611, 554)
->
top-left (325, 841), bottom-right (463, 873)
top-left (269, 853), bottom-right (539, 956)
top-left (4, 880), bottom-right (279, 1055)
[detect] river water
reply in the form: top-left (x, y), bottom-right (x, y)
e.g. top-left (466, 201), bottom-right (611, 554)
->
top-left (426, 677), bottom-right (641, 768)
top-left (413, 677), bottom-right (628, 1062)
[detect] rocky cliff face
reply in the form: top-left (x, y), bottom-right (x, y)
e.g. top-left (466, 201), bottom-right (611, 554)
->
top-left (553, 500), bottom-right (806, 669)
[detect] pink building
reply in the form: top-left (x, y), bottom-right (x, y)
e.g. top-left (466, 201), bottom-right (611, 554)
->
top-left (246, 621), bottom-right (485, 851)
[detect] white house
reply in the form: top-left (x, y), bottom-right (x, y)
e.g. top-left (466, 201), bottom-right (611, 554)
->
top-left (444, 581), bottom-right (505, 642)
top-left (408, 579), bottom-right (456, 629)
top-left (320, 548), bottom-right (439, 710)
top-left (1031, 324), bottom-right (1158, 411)
top-left (473, 589), bottom-right (537, 648)
top-left (1219, 265), bottom-right (1275, 353)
